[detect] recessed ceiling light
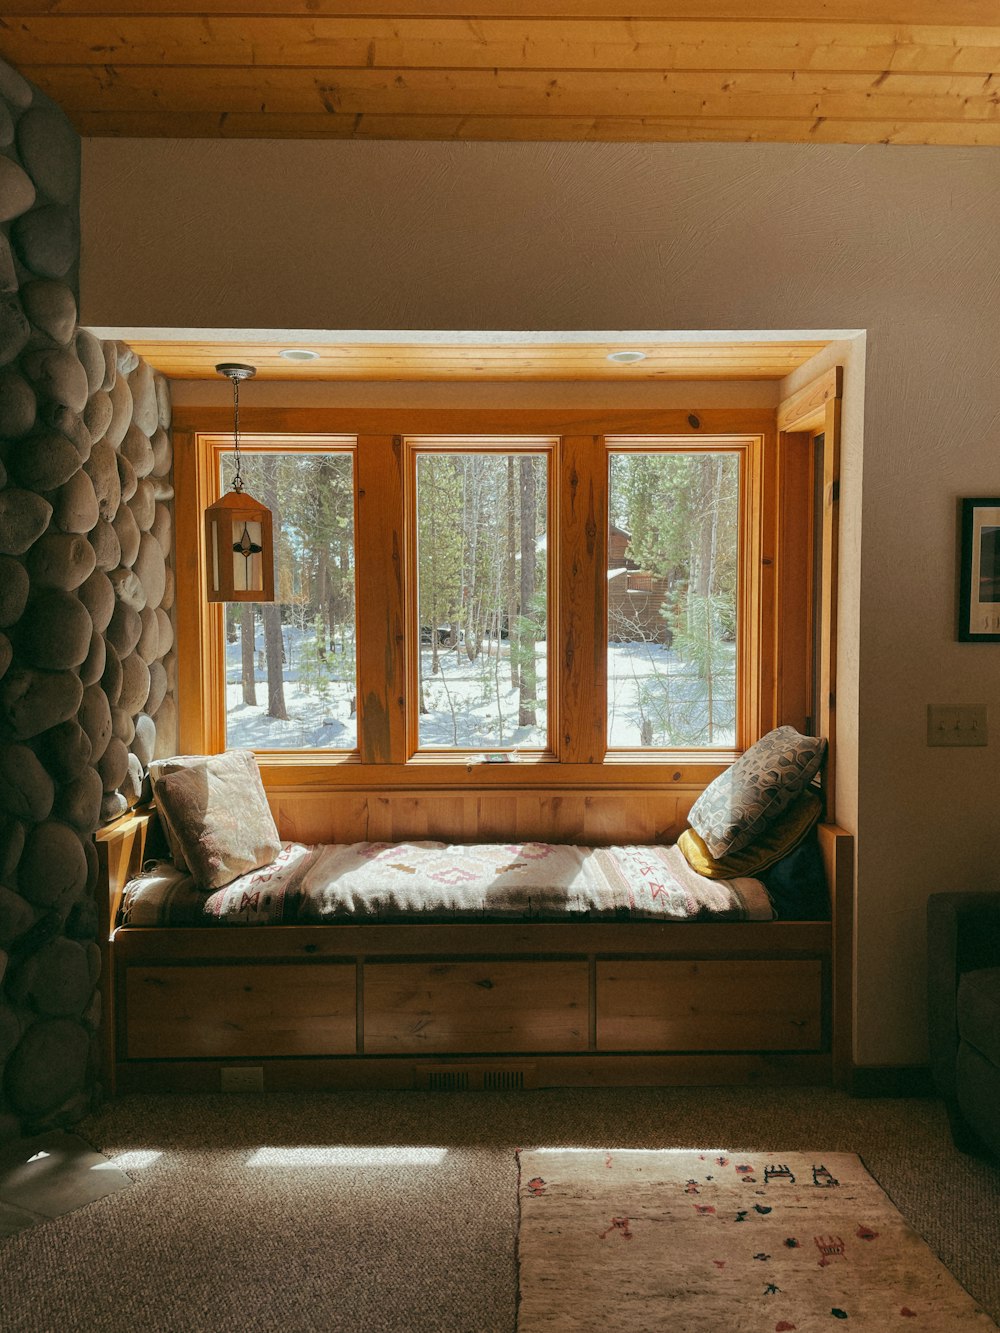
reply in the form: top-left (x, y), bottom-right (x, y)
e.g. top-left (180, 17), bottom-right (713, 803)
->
top-left (606, 350), bottom-right (647, 365)
top-left (279, 348), bottom-right (320, 362)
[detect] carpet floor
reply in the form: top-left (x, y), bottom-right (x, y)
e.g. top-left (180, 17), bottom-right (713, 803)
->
top-left (0, 1087), bottom-right (997, 1333)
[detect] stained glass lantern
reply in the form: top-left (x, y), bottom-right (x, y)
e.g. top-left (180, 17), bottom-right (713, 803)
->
top-left (205, 363), bottom-right (275, 603)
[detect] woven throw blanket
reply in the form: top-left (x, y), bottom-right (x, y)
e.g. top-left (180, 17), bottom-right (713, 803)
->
top-left (120, 840), bottom-right (772, 926)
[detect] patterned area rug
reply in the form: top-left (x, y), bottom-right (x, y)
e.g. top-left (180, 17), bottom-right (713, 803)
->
top-left (516, 1149), bottom-right (998, 1331)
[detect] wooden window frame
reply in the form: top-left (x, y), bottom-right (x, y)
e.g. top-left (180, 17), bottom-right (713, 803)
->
top-left (173, 405), bottom-right (792, 794)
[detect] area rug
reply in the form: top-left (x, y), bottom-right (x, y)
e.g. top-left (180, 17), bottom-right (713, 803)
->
top-left (516, 1149), bottom-right (998, 1331)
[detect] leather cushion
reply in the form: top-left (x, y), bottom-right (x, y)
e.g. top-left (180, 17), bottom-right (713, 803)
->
top-left (957, 967), bottom-right (1000, 1068)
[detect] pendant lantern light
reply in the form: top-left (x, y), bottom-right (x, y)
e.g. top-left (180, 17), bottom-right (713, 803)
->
top-left (204, 363), bottom-right (275, 603)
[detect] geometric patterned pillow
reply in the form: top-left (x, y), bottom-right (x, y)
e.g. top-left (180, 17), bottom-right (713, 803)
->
top-left (686, 725), bottom-right (827, 858)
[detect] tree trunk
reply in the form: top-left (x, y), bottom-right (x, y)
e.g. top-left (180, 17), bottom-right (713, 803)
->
top-left (506, 456), bottom-right (520, 689)
top-left (240, 603), bottom-right (257, 706)
top-left (518, 456), bottom-right (537, 729)
top-left (261, 457), bottom-right (288, 720)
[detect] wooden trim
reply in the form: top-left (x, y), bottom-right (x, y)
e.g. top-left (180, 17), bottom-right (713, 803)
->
top-left (818, 821), bottom-right (853, 1089)
top-left (777, 366), bottom-right (843, 434)
top-left (818, 395), bottom-right (842, 820)
top-left (356, 434), bottom-right (406, 763)
top-left (560, 436), bottom-right (606, 762)
top-left (774, 430), bottom-right (812, 730)
top-left (94, 809), bottom-right (150, 1094)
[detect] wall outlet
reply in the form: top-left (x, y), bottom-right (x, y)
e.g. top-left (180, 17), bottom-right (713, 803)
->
top-left (926, 706), bottom-right (988, 747)
top-left (220, 1066), bottom-right (264, 1092)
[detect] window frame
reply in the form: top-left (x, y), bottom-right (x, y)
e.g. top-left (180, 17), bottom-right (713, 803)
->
top-left (173, 406), bottom-right (793, 790)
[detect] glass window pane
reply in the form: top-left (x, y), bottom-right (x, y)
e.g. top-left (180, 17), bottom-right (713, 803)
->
top-left (221, 451), bottom-right (357, 751)
top-left (608, 450), bottom-right (739, 748)
top-left (416, 452), bottom-right (548, 750)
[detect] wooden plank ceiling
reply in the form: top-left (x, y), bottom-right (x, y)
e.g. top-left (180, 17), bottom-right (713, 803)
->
top-left (2, 2), bottom-right (999, 145)
top-left (120, 338), bottom-right (829, 381)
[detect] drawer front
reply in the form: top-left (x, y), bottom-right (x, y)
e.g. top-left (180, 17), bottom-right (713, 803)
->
top-left (597, 959), bottom-right (823, 1052)
top-left (364, 961), bottom-right (588, 1054)
top-left (126, 964), bottom-right (356, 1058)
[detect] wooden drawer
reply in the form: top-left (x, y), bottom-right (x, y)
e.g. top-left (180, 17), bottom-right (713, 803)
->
top-left (125, 963), bottom-right (357, 1058)
top-left (596, 959), bottom-right (823, 1052)
top-left (364, 961), bottom-right (588, 1054)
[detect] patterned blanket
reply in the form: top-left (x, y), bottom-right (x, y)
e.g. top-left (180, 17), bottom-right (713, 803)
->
top-left (119, 840), bottom-right (773, 927)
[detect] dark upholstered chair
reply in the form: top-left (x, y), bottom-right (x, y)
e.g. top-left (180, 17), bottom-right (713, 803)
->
top-left (927, 892), bottom-right (1000, 1158)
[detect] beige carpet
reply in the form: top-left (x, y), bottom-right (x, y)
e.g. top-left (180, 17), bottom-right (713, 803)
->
top-left (517, 1148), bottom-right (998, 1331)
top-left (0, 1088), bottom-right (998, 1332)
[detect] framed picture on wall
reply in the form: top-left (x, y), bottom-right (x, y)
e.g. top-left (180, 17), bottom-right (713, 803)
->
top-left (959, 498), bottom-right (1000, 641)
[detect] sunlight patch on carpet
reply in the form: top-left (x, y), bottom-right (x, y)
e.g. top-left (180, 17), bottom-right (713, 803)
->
top-left (246, 1146), bottom-right (448, 1167)
top-left (517, 1149), bottom-right (998, 1331)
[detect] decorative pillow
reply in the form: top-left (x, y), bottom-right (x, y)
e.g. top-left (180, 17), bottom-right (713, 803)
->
top-left (150, 749), bottom-right (281, 890)
top-left (686, 725), bottom-right (827, 858)
top-left (678, 787), bottom-right (823, 880)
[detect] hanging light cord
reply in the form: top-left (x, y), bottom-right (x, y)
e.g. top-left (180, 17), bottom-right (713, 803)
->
top-left (231, 372), bottom-right (244, 493)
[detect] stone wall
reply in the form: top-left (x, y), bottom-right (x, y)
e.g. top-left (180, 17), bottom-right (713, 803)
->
top-left (0, 58), bottom-right (176, 1141)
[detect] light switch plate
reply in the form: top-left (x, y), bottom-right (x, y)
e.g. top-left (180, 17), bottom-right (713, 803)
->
top-left (927, 706), bottom-right (988, 747)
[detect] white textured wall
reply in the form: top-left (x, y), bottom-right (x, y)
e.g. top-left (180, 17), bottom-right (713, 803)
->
top-left (81, 139), bottom-right (1000, 1068)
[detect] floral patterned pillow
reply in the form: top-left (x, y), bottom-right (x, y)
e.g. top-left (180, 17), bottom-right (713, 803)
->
top-left (687, 726), bottom-right (827, 859)
top-left (152, 749), bottom-right (281, 890)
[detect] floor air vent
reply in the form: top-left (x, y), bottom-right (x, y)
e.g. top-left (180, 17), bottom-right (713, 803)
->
top-left (416, 1065), bottom-right (537, 1091)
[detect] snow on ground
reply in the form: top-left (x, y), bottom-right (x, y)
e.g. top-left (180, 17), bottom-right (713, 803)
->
top-left (225, 627), bottom-right (734, 751)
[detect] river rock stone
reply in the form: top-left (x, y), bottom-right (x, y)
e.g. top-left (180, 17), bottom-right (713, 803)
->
top-left (116, 451), bottom-right (137, 504)
top-left (26, 532), bottom-right (96, 593)
top-left (0, 233), bottom-right (16, 292)
top-left (20, 279), bottom-right (76, 345)
top-left (131, 712), bottom-right (156, 769)
top-left (101, 792), bottom-right (127, 822)
top-left (122, 751), bottom-right (144, 805)
top-left (65, 897), bottom-right (98, 942)
top-left (154, 373), bottom-right (171, 429)
top-left (0, 97), bottom-right (11, 148)
top-left (151, 503), bottom-right (172, 557)
top-left (41, 404), bottom-right (91, 460)
top-left (83, 389), bottom-right (113, 444)
top-left (152, 694), bottom-right (177, 758)
top-left (83, 441), bottom-right (122, 519)
top-left (19, 820), bottom-right (88, 907)
top-left (10, 428), bottom-right (82, 492)
top-left (0, 632), bottom-right (10, 681)
top-left (54, 469), bottom-right (99, 535)
top-left (0, 884), bottom-right (35, 950)
top-left (104, 372), bottom-right (132, 449)
top-left (150, 426), bottom-right (172, 478)
top-left (87, 518), bottom-right (120, 573)
top-left (0, 155), bottom-right (36, 224)
top-left (0, 815), bottom-right (24, 882)
top-left (136, 606), bottom-right (158, 664)
top-left (14, 938), bottom-right (91, 1019)
top-left (155, 608), bottom-right (174, 656)
top-left (0, 557), bottom-right (29, 628)
top-left (0, 743), bottom-right (54, 821)
top-left (75, 329), bottom-right (105, 396)
top-left (0, 668), bottom-right (83, 740)
top-left (101, 641), bottom-right (123, 706)
top-left (4, 1017), bottom-right (90, 1118)
top-left (54, 767), bottom-right (103, 833)
top-left (97, 736), bottom-right (128, 792)
top-left (20, 589), bottom-right (92, 668)
top-left (133, 532), bottom-right (166, 607)
top-left (16, 106), bottom-right (80, 207)
top-left (0, 366), bottom-right (36, 438)
top-left (0, 292), bottom-right (30, 367)
top-left (101, 341), bottom-right (116, 392)
top-left (119, 653), bottom-right (150, 714)
top-left (12, 204), bottom-right (79, 280)
top-left (22, 345), bottom-right (89, 414)
top-left (150, 478), bottom-right (174, 502)
top-left (128, 360), bottom-right (158, 436)
top-left (0, 1002), bottom-right (20, 1064)
top-left (113, 504), bottom-right (140, 568)
top-left (160, 565), bottom-right (175, 611)
top-left (115, 342), bottom-right (139, 376)
top-left (109, 568), bottom-right (146, 613)
top-left (38, 719), bottom-right (91, 781)
top-left (144, 661), bottom-right (167, 718)
top-left (78, 684), bottom-right (112, 763)
top-left (110, 706), bottom-right (134, 745)
top-left (106, 603), bottom-right (140, 659)
top-left (130, 479), bottom-right (155, 532)
top-left (77, 568), bottom-right (114, 633)
top-left (0, 55), bottom-right (34, 108)
top-left (120, 421), bottom-right (154, 478)
top-left (0, 489), bottom-right (51, 554)
top-left (79, 628), bottom-right (106, 686)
